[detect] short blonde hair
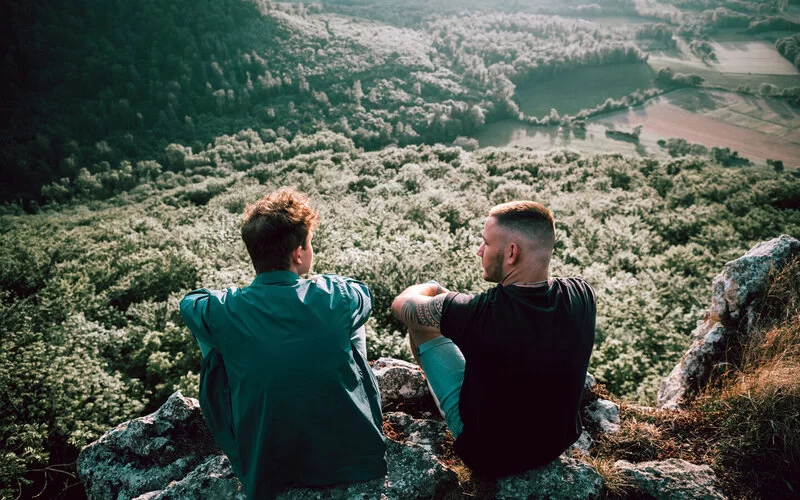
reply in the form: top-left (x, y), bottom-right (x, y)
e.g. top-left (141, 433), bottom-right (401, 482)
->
top-left (489, 201), bottom-right (555, 249)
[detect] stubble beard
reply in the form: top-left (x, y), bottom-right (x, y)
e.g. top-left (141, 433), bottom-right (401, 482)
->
top-left (483, 251), bottom-right (505, 283)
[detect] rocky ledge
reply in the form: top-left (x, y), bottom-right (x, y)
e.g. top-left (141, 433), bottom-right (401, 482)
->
top-left (79, 236), bottom-right (798, 499)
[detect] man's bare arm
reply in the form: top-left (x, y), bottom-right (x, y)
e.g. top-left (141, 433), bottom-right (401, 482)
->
top-left (391, 281), bottom-right (449, 334)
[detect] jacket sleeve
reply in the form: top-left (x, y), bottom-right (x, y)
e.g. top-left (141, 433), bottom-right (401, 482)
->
top-left (180, 288), bottom-right (215, 358)
top-left (343, 277), bottom-right (373, 331)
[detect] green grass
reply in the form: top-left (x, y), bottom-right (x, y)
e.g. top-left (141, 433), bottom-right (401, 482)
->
top-left (648, 58), bottom-right (800, 91)
top-left (515, 63), bottom-right (656, 117)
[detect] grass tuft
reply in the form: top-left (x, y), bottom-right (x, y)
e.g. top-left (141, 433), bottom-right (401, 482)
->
top-left (696, 255), bottom-right (800, 498)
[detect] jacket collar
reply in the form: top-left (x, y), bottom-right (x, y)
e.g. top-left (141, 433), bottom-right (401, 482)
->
top-left (251, 270), bottom-right (300, 286)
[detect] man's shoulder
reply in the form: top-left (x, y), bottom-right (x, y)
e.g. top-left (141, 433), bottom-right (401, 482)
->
top-left (182, 287), bottom-right (239, 305)
top-left (309, 274), bottom-right (369, 296)
top-left (554, 277), bottom-right (594, 294)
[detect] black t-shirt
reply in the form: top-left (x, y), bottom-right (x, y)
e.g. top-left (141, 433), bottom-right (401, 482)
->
top-left (441, 277), bottom-right (596, 477)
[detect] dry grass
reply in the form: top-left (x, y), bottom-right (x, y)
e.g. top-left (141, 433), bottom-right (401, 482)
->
top-left (572, 452), bottom-right (633, 499)
top-left (695, 255), bottom-right (800, 499)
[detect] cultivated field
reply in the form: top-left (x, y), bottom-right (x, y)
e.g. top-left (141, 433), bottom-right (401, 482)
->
top-left (479, 89), bottom-right (800, 168)
top-left (595, 91), bottom-right (800, 166)
top-left (648, 31), bottom-right (800, 90)
top-left (711, 41), bottom-right (798, 75)
top-left (474, 119), bottom-right (648, 158)
top-left (515, 63), bottom-right (656, 117)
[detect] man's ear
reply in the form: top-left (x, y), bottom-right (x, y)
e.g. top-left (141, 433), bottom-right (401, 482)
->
top-left (291, 245), bottom-right (304, 265)
top-left (507, 242), bottom-right (519, 264)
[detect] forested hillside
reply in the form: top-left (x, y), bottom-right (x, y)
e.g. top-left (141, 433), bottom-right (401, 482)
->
top-left (2, 0), bottom-right (800, 497)
top-left (3, 128), bottom-right (800, 497)
top-left (7, 0), bottom-right (794, 207)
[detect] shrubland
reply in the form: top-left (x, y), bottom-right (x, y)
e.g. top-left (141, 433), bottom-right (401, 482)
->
top-left (2, 127), bottom-right (800, 496)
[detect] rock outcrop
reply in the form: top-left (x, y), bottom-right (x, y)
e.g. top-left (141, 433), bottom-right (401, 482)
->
top-left (658, 235), bottom-right (800, 409)
top-left (77, 361), bottom-right (698, 499)
top-left (372, 357), bottom-right (430, 406)
top-left (615, 459), bottom-right (726, 500)
top-left (495, 456), bottom-right (604, 499)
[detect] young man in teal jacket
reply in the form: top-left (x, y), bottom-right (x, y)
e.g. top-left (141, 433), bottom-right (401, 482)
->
top-left (181, 188), bottom-right (386, 498)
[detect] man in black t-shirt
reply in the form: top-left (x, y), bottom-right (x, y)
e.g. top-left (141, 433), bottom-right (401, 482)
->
top-left (391, 200), bottom-right (595, 477)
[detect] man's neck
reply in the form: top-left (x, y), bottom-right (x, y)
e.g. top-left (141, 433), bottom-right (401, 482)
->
top-left (500, 268), bottom-right (549, 287)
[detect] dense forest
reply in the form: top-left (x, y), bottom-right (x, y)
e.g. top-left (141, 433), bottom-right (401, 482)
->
top-left (3, 130), bottom-right (799, 497)
top-left (2, 0), bottom-right (799, 497)
top-left (5, 0), bottom-right (795, 207)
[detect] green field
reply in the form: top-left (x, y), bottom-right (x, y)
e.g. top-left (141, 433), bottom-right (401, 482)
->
top-left (515, 63), bottom-right (656, 117)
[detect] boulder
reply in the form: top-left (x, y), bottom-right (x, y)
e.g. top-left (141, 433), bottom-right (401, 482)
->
top-left (569, 430), bottom-right (593, 455)
top-left (279, 439), bottom-right (457, 499)
top-left (615, 458), bottom-right (727, 499)
top-left (132, 455), bottom-right (243, 500)
top-left (79, 392), bottom-right (457, 500)
top-left (78, 392), bottom-right (222, 500)
top-left (658, 235), bottom-right (800, 409)
top-left (371, 357), bottom-right (430, 405)
top-left (583, 399), bottom-right (620, 433)
top-left (495, 455), bottom-right (604, 499)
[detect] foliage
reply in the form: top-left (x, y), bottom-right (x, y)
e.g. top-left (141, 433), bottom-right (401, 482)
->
top-left (776, 33), bottom-right (800, 71)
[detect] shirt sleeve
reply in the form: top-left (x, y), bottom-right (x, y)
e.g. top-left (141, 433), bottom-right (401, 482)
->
top-left (318, 275), bottom-right (373, 331)
top-left (180, 288), bottom-right (215, 358)
top-left (440, 291), bottom-right (479, 351)
top-left (342, 277), bottom-right (373, 330)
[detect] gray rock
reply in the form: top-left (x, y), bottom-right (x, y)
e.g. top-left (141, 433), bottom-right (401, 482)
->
top-left (277, 439), bottom-right (457, 499)
top-left (79, 391), bottom-right (457, 500)
top-left (658, 235), bottom-right (800, 409)
top-left (371, 357), bottom-right (430, 405)
top-left (132, 455), bottom-right (244, 500)
top-left (584, 372), bottom-right (597, 390)
top-left (569, 430), bottom-right (593, 455)
top-left (584, 399), bottom-right (620, 433)
top-left (383, 412), bottom-right (448, 454)
top-left (496, 455), bottom-right (604, 499)
top-left (710, 235), bottom-right (799, 330)
top-left (78, 392), bottom-right (220, 500)
top-left (615, 458), bottom-right (727, 499)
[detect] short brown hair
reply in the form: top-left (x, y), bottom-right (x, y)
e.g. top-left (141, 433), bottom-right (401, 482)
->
top-left (489, 201), bottom-right (555, 249)
top-left (241, 188), bottom-right (320, 273)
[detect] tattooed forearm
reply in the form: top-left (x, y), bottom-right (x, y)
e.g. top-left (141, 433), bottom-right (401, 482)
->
top-left (398, 296), bottom-right (444, 328)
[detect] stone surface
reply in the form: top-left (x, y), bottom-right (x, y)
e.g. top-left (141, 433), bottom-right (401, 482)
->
top-left (371, 357), bottom-right (430, 405)
top-left (658, 235), bottom-right (800, 409)
top-left (584, 372), bottom-right (597, 390)
top-left (615, 458), bottom-right (727, 500)
top-left (132, 455), bottom-right (244, 500)
top-left (569, 430), bottom-right (593, 455)
top-left (78, 392), bottom-right (221, 500)
top-left (495, 455), bottom-right (604, 499)
top-left (583, 398), bottom-right (621, 433)
top-left (383, 412), bottom-right (449, 454)
top-left (79, 392), bottom-right (456, 500)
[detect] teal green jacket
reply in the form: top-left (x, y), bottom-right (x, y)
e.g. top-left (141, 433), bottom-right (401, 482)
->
top-left (180, 271), bottom-right (386, 498)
